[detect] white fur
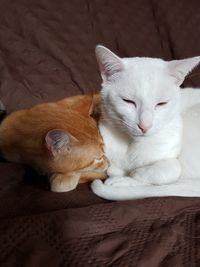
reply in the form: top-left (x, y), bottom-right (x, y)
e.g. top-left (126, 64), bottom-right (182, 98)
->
top-left (91, 45), bottom-right (200, 200)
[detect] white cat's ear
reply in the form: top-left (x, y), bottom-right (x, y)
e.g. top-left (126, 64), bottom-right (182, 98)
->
top-left (168, 56), bottom-right (200, 86)
top-left (45, 129), bottom-right (78, 157)
top-left (95, 45), bottom-right (124, 82)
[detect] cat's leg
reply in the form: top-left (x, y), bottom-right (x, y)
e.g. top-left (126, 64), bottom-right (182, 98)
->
top-left (107, 164), bottom-right (126, 177)
top-left (104, 164), bottom-right (142, 186)
top-left (130, 158), bottom-right (181, 185)
top-left (50, 173), bottom-right (80, 192)
top-left (104, 159), bottom-right (181, 187)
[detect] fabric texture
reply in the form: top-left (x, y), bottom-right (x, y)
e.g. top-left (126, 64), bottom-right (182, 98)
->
top-left (0, 0), bottom-right (200, 266)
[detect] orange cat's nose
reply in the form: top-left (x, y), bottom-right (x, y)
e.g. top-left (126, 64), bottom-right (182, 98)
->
top-left (98, 155), bottom-right (109, 170)
top-left (103, 155), bottom-right (109, 168)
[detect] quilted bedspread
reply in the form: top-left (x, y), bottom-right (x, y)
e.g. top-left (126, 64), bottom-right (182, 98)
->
top-left (0, 0), bottom-right (200, 266)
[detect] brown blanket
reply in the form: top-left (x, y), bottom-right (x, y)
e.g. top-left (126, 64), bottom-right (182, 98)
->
top-left (0, 0), bottom-right (200, 266)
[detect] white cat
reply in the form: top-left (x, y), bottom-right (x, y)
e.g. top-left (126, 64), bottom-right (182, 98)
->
top-left (91, 45), bottom-right (200, 200)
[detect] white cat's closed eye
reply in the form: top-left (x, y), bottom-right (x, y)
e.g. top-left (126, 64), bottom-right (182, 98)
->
top-left (156, 102), bottom-right (168, 106)
top-left (122, 98), bottom-right (136, 107)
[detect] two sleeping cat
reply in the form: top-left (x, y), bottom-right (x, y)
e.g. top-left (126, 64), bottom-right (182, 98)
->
top-left (2, 45), bottom-right (200, 199)
top-left (91, 45), bottom-right (200, 200)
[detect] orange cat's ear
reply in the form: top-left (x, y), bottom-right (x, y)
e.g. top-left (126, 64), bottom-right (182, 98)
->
top-left (45, 129), bottom-right (78, 157)
top-left (71, 95), bottom-right (94, 117)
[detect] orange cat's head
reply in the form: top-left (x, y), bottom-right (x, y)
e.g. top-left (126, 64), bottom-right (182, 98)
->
top-left (45, 126), bottom-right (108, 186)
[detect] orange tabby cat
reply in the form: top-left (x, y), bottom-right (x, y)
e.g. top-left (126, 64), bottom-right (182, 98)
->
top-left (0, 95), bottom-right (108, 192)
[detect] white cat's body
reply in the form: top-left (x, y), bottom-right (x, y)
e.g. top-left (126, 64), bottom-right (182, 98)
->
top-left (179, 103), bottom-right (200, 180)
top-left (91, 46), bottom-right (200, 200)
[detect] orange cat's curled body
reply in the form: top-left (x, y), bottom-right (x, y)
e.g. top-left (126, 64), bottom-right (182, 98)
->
top-left (0, 95), bottom-right (108, 192)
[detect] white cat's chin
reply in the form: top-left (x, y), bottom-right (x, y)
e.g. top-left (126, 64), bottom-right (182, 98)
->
top-left (133, 132), bottom-right (151, 138)
top-left (131, 128), bottom-right (155, 137)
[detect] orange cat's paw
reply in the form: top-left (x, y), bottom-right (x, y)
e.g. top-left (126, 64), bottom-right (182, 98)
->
top-left (50, 173), bottom-right (79, 192)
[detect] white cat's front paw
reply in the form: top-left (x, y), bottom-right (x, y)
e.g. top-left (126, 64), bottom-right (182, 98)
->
top-left (107, 165), bottom-right (125, 177)
top-left (104, 177), bottom-right (142, 187)
top-left (130, 160), bottom-right (181, 185)
top-left (130, 169), bottom-right (150, 184)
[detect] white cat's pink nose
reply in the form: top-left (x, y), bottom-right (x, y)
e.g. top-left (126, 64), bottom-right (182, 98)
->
top-left (139, 109), bottom-right (153, 134)
top-left (137, 124), bottom-right (149, 133)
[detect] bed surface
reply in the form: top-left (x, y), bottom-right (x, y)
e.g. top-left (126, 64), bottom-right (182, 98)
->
top-left (1, 0), bottom-right (200, 266)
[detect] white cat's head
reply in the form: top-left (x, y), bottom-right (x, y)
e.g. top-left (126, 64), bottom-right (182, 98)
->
top-left (96, 45), bottom-right (200, 137)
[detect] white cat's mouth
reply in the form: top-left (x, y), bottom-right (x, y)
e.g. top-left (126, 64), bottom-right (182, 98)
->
top-left (133, 128), bottom-right (154, 137)
top-left (134, 132), bottom-right (149, 137)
